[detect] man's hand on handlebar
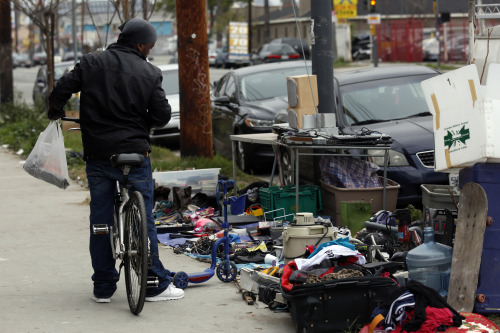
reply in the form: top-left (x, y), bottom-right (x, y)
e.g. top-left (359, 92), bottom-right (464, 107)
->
top-left (48, 108), bottom-right (65, 121)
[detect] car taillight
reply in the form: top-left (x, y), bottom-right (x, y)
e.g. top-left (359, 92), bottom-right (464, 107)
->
top-left (289, 54), bottom-right (300, 59)
top-left (267, 54), bottom-right (281, 59)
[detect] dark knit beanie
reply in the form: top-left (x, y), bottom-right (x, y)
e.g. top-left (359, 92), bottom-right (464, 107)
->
top-left (118, 18), bottom-right (157, 44)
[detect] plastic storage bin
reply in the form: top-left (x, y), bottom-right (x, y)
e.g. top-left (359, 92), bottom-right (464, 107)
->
top-left (229, 194), bottom-right (247, 215)
top-left (406, 227), bottom-right (453, 298)
top-left (421, 184), bottom-right (460, 212)
top-left (320, 177), bottom-right (400, 226)
top-left (459, 162), bottom-right (500, 313)
top-left (259, 185), bottom-right (321, 220)
top-left (153, 168), bottom-right (220, 198)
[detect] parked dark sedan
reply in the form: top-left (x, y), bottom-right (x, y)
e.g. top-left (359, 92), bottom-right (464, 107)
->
top-left (275, 65), bottom-right (450, 208)
top-left (270, 37), bottom-right (311, 59)
top-left (251, 44), bottom-right (301, 65)
top-left (211, 61), bottom-right (312, 172)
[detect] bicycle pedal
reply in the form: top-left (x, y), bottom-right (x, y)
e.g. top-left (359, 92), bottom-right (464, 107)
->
top-left (147, 276), bottom-right (159, 288)
top-left (92, 224), bottom-right (109, 235)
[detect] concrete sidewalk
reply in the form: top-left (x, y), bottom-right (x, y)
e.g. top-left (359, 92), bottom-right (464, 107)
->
top-left (0, 147), bottom-right (294, 332)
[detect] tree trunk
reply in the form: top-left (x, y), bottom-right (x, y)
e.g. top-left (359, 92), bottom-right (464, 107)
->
top-left (0, 0), bottom-right (14, 103)
top-left (176, 0), bottom-right (213, 158)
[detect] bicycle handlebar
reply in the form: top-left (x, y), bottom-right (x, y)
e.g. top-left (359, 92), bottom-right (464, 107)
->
top-left (61, 117), bottom-right (81, 124)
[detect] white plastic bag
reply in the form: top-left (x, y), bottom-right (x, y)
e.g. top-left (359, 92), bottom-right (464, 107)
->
top-left (23, 120), bottom-right (70, 189)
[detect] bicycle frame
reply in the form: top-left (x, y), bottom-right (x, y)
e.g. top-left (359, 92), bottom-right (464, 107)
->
top-left (111, 167), bottom-right (132, 261)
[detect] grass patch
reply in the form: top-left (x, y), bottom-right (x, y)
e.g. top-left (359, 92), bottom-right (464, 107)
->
top-left (0, 102), bottom-right (263, 190)
top-left (424, 63), bottom-right (464, 71)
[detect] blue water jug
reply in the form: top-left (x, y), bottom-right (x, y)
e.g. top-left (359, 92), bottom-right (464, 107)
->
top-left (406, 227), bottom-right (453, 298)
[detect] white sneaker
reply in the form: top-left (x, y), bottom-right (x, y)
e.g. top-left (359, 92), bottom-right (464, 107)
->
top-left (145, 284), bottom-right (185, 302)
top-left (92, 295), bottom-right (111, 303)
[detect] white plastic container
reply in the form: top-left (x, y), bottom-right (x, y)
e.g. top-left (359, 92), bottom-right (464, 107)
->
top-left (282, 224), bottom-right (337, 264)
top-left (153, 168), bottom-right (220, 198)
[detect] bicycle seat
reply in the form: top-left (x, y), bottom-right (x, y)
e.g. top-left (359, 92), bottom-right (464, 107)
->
top-left (110, 153), bottom-right (145, 168)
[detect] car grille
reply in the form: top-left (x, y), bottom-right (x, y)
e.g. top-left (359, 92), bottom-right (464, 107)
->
top-left (416, 150), bottom-right (434, 168)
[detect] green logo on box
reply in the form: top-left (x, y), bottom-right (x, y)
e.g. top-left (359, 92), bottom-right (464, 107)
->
top-left (444, 125), bottom-right (470, 149)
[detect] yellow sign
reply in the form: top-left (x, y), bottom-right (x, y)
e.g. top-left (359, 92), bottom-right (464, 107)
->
top-left (334, 0), bottom-right (358, 19)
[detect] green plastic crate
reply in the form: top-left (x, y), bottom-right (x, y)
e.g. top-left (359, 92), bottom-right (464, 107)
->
top-left (259, 185), bottom-right (322, 220)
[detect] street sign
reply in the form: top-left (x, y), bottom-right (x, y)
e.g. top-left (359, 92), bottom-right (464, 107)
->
top-left (367, 14), bottom-right (381, 24)
top-left (334, 0), bottom-right (357, 19)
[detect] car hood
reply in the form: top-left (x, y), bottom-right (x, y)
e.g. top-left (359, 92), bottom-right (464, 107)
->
top-left (166, 94), bottom-right (180, 113)
top-left (350, 116), bottom-right (434, 154)
top-left (241, 96), bottom-right (288, 119)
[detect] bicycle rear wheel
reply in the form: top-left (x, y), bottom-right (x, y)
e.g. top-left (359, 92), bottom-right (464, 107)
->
top-left (124, 191), bottom-right (149, 315)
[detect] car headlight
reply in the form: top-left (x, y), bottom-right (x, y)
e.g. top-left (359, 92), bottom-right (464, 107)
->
top-left (368, 149), bottom-right (409, 167)
top-left (244, 117), bottom-right (274, 128)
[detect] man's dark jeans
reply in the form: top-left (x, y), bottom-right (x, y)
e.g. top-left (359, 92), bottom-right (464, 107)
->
top-left (86, 157), bottom-right (171, 298)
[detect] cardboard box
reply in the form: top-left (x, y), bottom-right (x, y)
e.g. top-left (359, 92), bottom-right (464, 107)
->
top-left (421, 64), bottom-right (500, 172)
top-left (287, 74), bottom-right (318, 109)
top-left (62, 111), bottom-right (80, 133)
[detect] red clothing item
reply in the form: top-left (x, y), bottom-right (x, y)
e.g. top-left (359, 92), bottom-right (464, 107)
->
top-left (393, 307), bottom-right (453, 333)
top-left (418, 307), bottom-right (453, 333)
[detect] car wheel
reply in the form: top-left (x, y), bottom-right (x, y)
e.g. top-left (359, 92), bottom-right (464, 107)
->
top-left (279, 147), bottom-right (295, 185)
top-left (237, 141), bottom-right (252, 173)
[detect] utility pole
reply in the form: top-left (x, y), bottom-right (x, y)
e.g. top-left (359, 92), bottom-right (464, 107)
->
top-left (248, 0), bottom-right (252, 54)
top-left (311, 0), bottom-right (333, 114)
top-left (0, 0), bottom-right (14, 103)
top-left (72, 0), bottom-right (78, 65)
top-left (264, 0), bottom-right (270, 43)
top-left (434, 0), bottom-right (440, 70)
top-left (176, 0), bottom-right (213, 158)
top-left (14, 0), bottom-right (20, 52)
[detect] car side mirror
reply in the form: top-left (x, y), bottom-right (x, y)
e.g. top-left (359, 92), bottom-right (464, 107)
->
top-left (36, 79), bottom-right (46, 88)
top-left (214, 96), bottom-right (230, 105)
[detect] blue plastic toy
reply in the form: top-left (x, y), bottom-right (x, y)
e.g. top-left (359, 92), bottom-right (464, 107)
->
top-left (171, 179), bottom-right (238, 289)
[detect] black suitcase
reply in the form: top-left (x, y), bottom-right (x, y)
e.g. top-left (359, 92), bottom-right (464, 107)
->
top-left (283, 276), bottom-right (399, 333)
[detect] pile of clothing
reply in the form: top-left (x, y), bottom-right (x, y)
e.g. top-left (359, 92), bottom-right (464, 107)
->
top-left (364, 280), bottom-right (465, 333)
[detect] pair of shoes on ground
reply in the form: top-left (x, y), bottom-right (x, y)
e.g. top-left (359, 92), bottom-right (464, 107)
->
top-left (92, 284), bottom-right (184, 303)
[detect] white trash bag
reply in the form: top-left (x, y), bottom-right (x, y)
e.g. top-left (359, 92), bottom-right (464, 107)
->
top-left (23, 120), bottom-right (70, 189)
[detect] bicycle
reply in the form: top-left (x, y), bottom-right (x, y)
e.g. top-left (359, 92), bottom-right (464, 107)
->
top-left (62, 117), bottom-right (151, 315)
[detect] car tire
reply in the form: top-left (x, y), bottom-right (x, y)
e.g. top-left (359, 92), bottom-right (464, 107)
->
top-left (237, 141), bottom-right (252, 173)
top-left (279, 147), bottom-right (295, 185)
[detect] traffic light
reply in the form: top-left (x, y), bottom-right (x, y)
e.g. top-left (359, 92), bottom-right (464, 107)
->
top-left (369, 0), bottom-right (376, 13)
top-left (439, 12), bottom-right (451, 24)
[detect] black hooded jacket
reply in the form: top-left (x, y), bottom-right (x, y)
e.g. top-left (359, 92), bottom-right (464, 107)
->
top-left (48, 42), bottom-right (171, 160)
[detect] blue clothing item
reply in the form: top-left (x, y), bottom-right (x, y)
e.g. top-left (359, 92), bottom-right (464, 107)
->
top-left (86, 157), bottom-right (171, 298)
top-left (306, 237), bottom-right (355, 259)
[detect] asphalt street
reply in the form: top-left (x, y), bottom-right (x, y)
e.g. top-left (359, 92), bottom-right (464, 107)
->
top-left (0, 146), bottom-right (294, 332)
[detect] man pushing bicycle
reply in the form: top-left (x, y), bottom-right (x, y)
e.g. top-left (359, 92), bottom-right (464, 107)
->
top-left (48, 18), bottom-right (184, 304)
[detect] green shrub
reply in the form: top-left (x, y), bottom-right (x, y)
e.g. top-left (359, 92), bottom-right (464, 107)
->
top-left (0, 101), bottom-right (49, 155)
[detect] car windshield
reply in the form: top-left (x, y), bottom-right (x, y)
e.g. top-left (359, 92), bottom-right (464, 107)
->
top-left (339, 74), bottom-right (435, 126)
top-left (161, 70), bottom-right (180, 95)
top-left (240, 65), bottom-right (311, 101)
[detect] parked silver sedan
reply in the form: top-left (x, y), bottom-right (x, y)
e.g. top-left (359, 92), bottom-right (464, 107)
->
top-left (150, 64), bottom-right (180, 146)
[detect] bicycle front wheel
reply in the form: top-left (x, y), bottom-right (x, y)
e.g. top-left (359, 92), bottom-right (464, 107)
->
top-left (124, 191), bottom-right (149, 315)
